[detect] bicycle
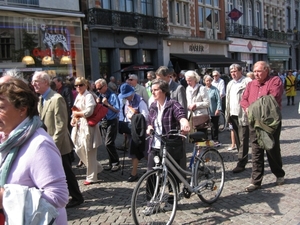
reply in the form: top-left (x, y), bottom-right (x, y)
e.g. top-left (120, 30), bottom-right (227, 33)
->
top-left (131, 130), bottom-right (225, 225)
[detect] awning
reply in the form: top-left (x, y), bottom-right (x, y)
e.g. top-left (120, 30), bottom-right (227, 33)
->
top-left (170, 54), bottom-right (246, 68)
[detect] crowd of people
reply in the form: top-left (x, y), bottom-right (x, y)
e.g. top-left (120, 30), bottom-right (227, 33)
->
top-left (0, 60), bottom-right (294, 223)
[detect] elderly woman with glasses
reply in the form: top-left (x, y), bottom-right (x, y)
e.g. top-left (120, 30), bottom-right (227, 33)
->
top-left (71, 77), bottom-right (103, 185)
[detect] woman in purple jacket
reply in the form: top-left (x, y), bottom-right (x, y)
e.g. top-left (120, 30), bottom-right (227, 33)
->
top-left (146, 79), bottom-right (190, 170)
top-left (0, 77), bottom-right (68, 224)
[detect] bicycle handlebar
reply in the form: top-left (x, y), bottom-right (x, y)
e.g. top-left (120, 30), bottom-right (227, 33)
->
top-left (146, 129), bottom-right (187, 141)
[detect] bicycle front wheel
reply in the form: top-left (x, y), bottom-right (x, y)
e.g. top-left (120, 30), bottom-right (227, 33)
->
top-left (194, 148), bottom-right (225, 204)
top-left (131, 169), bottom-right (178, 225)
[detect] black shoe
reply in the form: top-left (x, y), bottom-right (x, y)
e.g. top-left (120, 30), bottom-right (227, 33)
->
top-left (232, 166), bottom-right (245, 173)
top-left (66, 198), bottom-right (84, 208)
top-left (128, 174), bottom-right (138, 182)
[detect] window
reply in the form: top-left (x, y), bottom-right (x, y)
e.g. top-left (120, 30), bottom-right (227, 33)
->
top-left (295, 10), bottom-right (299, 30)
top-left (169, 0), bottom-right (189, 26)
top-left (141, 0), bottom-right (153, 16)
top-left (199, 0), bottom-right (220, 29)
top-left (198, 6), bottom-right (204, 27)
top-left (247, 1), bottom-right (252, 26)
top-left (255, 1), bottom-right (261, 28)
top-left (120, 0), bottom-right (133, 12)
top-left (23, 18), bottom-right (37, 34)
top-left (99, 49), bottom-right (108, 63)
top-left (237, 0), bottom-right (243, 24)
top-left (120, 49), bottom-right (132, 63)
top-left (273, 15), bottom-right (277, 30)
top-left (286, 7), bottom-right (291, 30)
top-left (0, 38), bottom-right (14, 60)
top-left (101, 0), bottom-right (111, 9)
top-left (143, 50), bottom-right (152, 63)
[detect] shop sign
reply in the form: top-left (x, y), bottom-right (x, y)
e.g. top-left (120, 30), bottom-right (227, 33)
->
top-left (184, 42), bottom-right (209, 54)
top-left (123, 36), bottom-right (138, 46)
top-left (228, 37), bottom-right (267, 53)
top-left (198, 64), bottom-right (211, 68)
top-left (32, 48), bottom-right (76, 58)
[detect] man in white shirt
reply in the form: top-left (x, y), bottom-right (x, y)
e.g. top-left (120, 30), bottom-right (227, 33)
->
top-left (225, 64), bottom-right (251, 173)
top-left (212, 70), bottom-right (226, 111)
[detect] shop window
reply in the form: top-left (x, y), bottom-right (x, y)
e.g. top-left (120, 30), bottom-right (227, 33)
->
top-left (7, 0), bottom-right (39, 5)
top-left (142, 50), bottom-right (152, 63)
top-left (141, 0), bottom-right (153, 16)
top-left (98, 49), bottom-right (109, 78)
top-left (120, 49), bottom-right (132, 63)
top-left (0, 37), bottom-right (13, 60)
top-left (99, 49), bottom-right (108, 63)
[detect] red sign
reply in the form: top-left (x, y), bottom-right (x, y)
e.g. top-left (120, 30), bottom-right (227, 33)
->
top-left (33, 48), bottom-right (76, 58)
top-left (228, 8), bottom-right (243, 22)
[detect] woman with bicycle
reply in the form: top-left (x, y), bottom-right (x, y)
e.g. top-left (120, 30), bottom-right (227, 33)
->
top-left (146, 79), bottom-right (190, 171)
top-left (204, 75), bottom-right (222, 147)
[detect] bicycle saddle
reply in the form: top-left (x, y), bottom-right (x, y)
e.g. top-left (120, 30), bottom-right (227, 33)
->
top-left (189, 131), bottom-right (207, 142)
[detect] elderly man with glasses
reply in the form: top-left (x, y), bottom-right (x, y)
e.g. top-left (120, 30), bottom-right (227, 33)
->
top-left (95, 78), bottom-right (121, 172)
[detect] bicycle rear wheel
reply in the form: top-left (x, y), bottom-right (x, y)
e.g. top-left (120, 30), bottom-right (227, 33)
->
top-left (218, 111), bottom-right (227, 132)
top-left (194, 148), bottom-right (225, 204)
top-left (131, 169), bottom-right (178, 225)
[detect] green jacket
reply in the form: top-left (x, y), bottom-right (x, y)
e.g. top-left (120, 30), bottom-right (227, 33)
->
top-left (248, 95), bottom-right (281, 150)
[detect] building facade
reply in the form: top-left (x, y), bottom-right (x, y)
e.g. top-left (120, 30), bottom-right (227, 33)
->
top-left (0, 0), bottom-right (85, 80)
top-left (83, 0), bottom-right (168, 82)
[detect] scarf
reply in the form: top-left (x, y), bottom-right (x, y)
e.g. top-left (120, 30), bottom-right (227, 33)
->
top-left (0, 116), bottom-right (43, 186)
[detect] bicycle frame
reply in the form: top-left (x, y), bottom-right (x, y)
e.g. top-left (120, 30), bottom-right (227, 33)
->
top-left (153, 143), bottom-right (208, 194)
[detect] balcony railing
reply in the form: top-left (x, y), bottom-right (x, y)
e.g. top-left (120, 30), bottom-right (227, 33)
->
top-left (0, 0), bottom-right (39, 6)
top-left (87, 8), bottom-right (168, 33)
top-left (226, 23), bottom-right (290, 42)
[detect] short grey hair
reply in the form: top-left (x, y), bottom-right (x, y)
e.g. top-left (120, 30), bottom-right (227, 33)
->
top-left (95, 78), bottom-right (107, 86)
top-left (203, 75), bottom-right (213, 81)
top-left (3, 69), bottom-right (27, 83)
top-left (33, 71), bottom-right (51, 84)
top-left (184, 70), bottom-right (201, 83)
top-left (229, 64), bottom-right (243, 71)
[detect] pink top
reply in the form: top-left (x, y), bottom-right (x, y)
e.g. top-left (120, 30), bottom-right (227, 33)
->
top-left (240, 76), bottom-right (283, 110)
top-left (5, 128), bottom-right (69, 224)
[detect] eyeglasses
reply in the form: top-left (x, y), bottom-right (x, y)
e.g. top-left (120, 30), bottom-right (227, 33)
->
top-left (74, 84), bottom-right (85, 87)
top-left (97, 85), bottom-right (105, 91)
top-left (128, 79), bottom-right (133, 81)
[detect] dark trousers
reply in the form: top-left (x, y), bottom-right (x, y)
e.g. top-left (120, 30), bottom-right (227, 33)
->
top-left (250, 122), bottom-right (285, 185)
top-left (105, 118), bottom-right (119, 165)
top-left (230, 115), bottom-right (249, 168)
top-left (287, 96), bottom-right (295, 105)
top-left (62, 153), bottom-right (83, 201)
top-left (210, 115), bottom-right (220, 142)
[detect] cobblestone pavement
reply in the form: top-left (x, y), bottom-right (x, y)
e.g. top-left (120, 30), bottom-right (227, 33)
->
top-left (67, 95), bottom-right (300, 225)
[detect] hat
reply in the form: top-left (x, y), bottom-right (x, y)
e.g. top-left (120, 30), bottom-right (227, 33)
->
top-left (119, 83), bottom-right (134, 98)
top-left (128, 74), bottom-right (138, 80)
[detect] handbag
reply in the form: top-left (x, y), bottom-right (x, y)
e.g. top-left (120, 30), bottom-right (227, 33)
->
top-left (192, 114), bottom-right (210, 129)
top-left (87, 103), bottom-right (108, 126)
top-left (162, 137), bottom-right (184, 161)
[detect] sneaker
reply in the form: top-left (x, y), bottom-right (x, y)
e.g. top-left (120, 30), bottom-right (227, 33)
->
top-left (276, 177), bottom-right (284, 185)
top-left (214, 142), bottom-right (221, 147)
top-left (111, 164), bottom-right (121, 172)
top-left (103, 165), bottom-right (112, 171)
top-left (245, 184), bottom-right (261, 192)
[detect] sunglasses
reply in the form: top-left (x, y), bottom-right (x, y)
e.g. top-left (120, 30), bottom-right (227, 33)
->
top-left (74, 84), bottom-right (85, 87)
top-left (97, 85), bottom-right (105, 91)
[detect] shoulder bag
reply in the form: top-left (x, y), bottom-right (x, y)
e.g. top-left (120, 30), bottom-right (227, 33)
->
top-left (74, 93), bottom-right (108, 127)
top-left (189, 86), bottom-right (211, 130)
